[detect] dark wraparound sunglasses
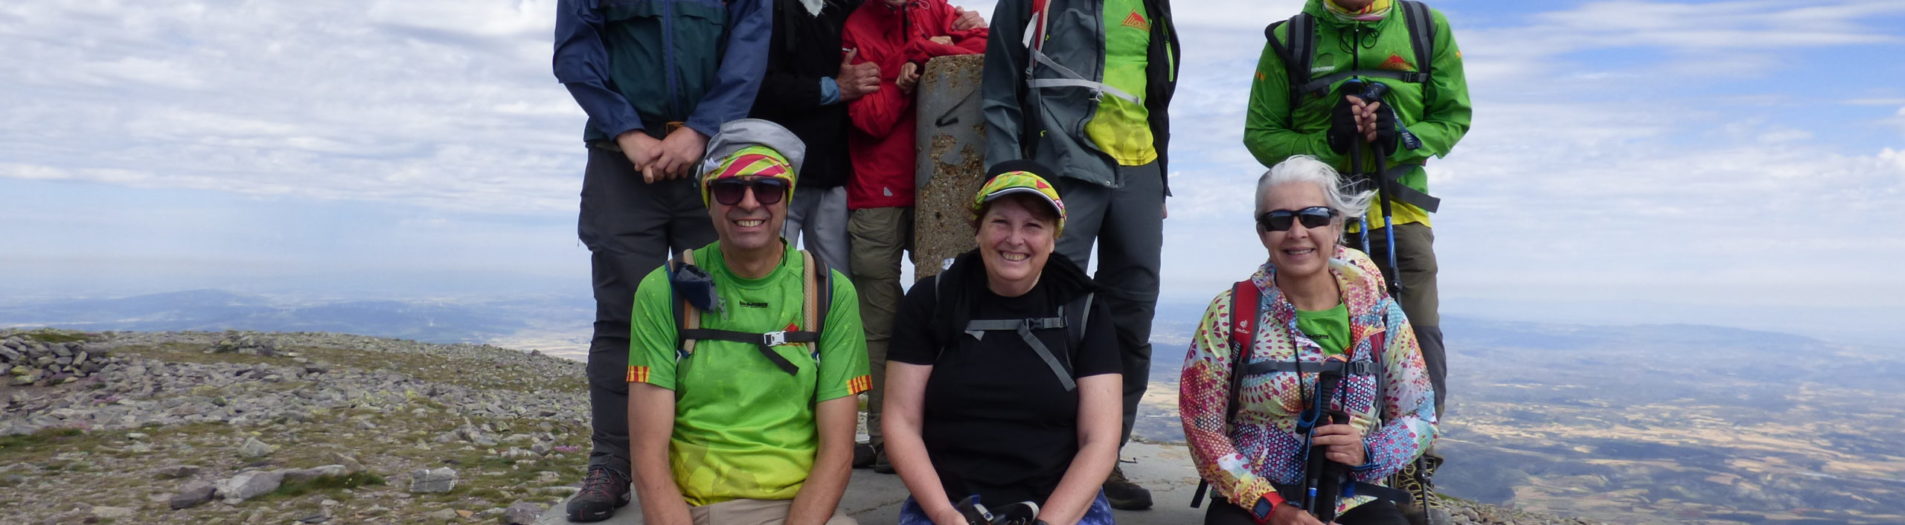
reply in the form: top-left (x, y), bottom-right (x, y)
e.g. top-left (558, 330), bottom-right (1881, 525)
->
top-left (709, 178), bottom-right (790, 206)
top-left (1257, 206), bottom-right (1335, 231)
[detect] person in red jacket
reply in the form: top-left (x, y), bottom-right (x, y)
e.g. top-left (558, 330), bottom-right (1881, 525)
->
top-left (840, 0), bottom-right (986, 473)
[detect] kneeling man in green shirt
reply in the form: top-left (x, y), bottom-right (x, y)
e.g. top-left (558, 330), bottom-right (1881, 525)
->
top-left (626, 118), bottom-right (872, 525)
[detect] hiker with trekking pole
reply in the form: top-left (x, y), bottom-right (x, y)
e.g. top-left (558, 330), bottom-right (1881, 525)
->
top-left (1179, 156), bottom-right (1438, 525)
top-left (1242, 1), bottom-right (1470, 522)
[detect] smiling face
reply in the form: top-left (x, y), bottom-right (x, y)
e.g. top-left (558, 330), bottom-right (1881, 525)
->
top-left (707, 177), bottom-right (788, 255)
top-left (974, 195), bottom-right (1057, 297)
top-left (1259, 181), bottom-right (1341, 281)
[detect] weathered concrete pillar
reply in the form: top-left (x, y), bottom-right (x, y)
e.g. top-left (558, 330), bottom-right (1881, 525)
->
top-left (911, 53), bottom-right (987, 282)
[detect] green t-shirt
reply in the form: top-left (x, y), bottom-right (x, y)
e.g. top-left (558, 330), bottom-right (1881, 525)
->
top-left (627, 243), bottom-right (871, 506)
top-left (1294, 303), bottom-right (1350, 356)
top-left (1084, 0), bottom-right (1155, 166)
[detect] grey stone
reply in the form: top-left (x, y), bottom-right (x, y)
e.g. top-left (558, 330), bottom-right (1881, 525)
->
top-left (8, 365), bottom-right (27, 376)
top-left (170, 481), bottom-right (217, 510)
top-left (0, 347), bottom-right (20, 363)
top-left (90, 506), bottom-right (134, 519)
top-left (423, 508), bottom-right (459, 521)
top-left (52, 344), bottom-right (72, 358)
top-left (329, 452), bottom-right (365, 473)
top-left (238, 437), bottom-right (274, 458)
top-left (502, 502), bottom-right (544, 525)
top-left (282, 464), bottom-right (347, 484)
top-left (74, 351), bottom-right (88, 366)
top-left (219, 470), bottom-right (285, 503)
top-left (408, 467), bottom-right (458, 493)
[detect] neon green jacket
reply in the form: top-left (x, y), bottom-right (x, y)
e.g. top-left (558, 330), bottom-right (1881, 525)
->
top-left (1242, 0), bottom-right (1471, 227)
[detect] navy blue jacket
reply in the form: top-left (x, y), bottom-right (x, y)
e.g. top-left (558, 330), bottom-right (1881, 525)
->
top-left (554, 0), bottom-right (773, 143)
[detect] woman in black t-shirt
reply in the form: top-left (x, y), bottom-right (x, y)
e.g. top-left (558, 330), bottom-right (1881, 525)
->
top-left (884, 163), bottom-right (1124, 525)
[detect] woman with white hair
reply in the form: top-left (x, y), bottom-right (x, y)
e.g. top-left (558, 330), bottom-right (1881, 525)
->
top-left (1179, 155), bottom-right (1437, 525)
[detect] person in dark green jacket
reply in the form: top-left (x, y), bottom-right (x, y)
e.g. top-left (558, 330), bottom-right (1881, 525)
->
top-left (1242, 1), bottom-right (1469, 523)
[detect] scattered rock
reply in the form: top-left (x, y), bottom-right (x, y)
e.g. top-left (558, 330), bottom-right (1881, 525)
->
top-left (330, 452), bottom-right (365, 473)
top-left (90, 505), bottom-right (134, 519)
top-left (282, 464), bottom-right (347, 484)
top-left (154, 465), bottom-right (201, 480)
top-left (170, 481), bottom-right (217, 510)
top-left (503, 502), bottom-right (545, 525)
top-left (423, 508), bottom-right (460, 521)
top-left (237, 437), bottom-right (275, 459)
top-left (219, 469), bottom-right (286, 503)
top-left (408, 467), bottom-right (458, 494)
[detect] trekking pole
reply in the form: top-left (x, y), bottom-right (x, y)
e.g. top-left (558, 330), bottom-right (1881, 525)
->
top-left (1346, 80), bottom-right (1403, 298)
top-left (1298, 360), bottom-right (1348, 522)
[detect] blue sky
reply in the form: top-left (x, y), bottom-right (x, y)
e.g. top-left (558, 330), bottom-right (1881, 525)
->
top-left (4, 0), bottom-right (1904, 342)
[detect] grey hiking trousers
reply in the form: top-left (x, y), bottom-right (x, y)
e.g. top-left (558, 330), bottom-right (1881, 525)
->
top-left (1054, 161), bottom-right (1163, 448)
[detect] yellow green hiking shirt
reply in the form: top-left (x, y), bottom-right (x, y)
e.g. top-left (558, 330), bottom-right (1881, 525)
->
top-left (1084, 0), bottom-right (1155, 166)
top-left (627, 243), bottom-right (871, 506)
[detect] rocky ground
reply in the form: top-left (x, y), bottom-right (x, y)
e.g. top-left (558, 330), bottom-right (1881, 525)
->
top-left (1, 329), bottom-right (589, 524)
top-left (2, 329), bottom-right (1599, 525)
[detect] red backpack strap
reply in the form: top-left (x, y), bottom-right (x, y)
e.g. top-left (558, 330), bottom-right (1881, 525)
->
top-left (1224, 280), bottom-right (1262, 421)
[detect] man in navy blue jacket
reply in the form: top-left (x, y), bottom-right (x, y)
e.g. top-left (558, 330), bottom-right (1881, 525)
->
top-left (553, 0), bottom-right (771, 521)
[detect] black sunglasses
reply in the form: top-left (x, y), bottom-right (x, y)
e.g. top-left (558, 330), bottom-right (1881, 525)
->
top-left (709, 178), bottom-right (789, 206)
top-left (1258, 206), bottom-right (1335, 231)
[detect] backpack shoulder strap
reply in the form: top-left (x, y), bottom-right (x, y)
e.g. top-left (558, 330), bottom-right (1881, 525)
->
top-left (1066, 292), bottom-right (1093, 352)
top-left (1401, 1), bottom-right (1435, 80)
top-left (1225, 280), bottom-right (1263, 425)
top-left (801, 249), bottom-right (831, 361)
top-left (671, 250), bottom-right (702, 359)
top-left (1264, 12), bottom-right (1315, 112)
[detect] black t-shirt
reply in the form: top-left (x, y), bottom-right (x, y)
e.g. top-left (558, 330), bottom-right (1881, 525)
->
top-left (888, 274), bottom-right (1121, 506)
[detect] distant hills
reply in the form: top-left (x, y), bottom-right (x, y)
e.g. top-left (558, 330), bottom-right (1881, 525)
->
top-left (0, 289), bottom-right (588, 346)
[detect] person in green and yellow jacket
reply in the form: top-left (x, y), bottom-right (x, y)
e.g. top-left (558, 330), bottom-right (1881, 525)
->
top-left (1243, 1), bottom-right (1468, 523)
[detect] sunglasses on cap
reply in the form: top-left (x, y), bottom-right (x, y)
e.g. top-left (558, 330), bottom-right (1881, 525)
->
top-left (1257, 206), bottom-right (1335, 231)
top-left (709, 178), bottom-right (790, 206)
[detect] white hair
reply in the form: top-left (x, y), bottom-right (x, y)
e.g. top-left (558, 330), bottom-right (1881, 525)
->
top-left (1254, 155), bottom-right (1375, 222)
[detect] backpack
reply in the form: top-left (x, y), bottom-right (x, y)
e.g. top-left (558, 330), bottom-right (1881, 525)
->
top-left (929, 257), bottom-right (1094, 392)
top-left (1264, 0), bottom-right (1436, 112)
top-left (1189, 280), bottom-right (1402, 509)
top-left (666, 248), bottom-right (833, 378)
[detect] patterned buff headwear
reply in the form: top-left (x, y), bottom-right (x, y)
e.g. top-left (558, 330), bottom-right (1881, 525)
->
top-left (699, 145), bottom-right (797, 207)
top-left (1324, 0), bottom-right (1393, 21)
top-left (972, 162), bottom-right (1067, 237)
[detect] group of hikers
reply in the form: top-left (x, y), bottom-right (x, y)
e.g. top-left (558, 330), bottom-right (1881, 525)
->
top-left (551, 0), bottom-right (1470, 523)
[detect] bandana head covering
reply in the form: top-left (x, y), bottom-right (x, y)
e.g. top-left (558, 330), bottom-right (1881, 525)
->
top-left (698, 119), bottom-right (806, 206)
top-left (700, 145), bottom-right (796, 206)
top-left (973, 160), bottom-right (1067, 237)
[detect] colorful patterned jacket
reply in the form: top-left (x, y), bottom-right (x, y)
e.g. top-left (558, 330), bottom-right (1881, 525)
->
top-left (1179, 246), bottom-right (1436, 516)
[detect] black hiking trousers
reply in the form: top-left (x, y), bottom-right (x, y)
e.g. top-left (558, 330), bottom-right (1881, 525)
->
top-left (578, 144), bottom-right (716, 480)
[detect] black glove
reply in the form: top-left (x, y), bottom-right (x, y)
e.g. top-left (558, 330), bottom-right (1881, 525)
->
top-left (1372, 105), bottom-right (1399, 157)
top-left (1327, 97), bottom-right (1360, 154)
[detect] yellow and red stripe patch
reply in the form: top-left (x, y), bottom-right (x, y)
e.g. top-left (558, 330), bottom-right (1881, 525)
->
top-left (627, 366), bottom-right (651, 384)
top-left (847, 374), bottom-right (873, 395)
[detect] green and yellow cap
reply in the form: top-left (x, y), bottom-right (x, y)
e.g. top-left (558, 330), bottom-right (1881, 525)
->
top-left (973, 160), bottom-right (1067, 236)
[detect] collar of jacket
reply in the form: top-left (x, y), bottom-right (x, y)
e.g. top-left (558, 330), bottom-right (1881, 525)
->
top-left (1248, 244), bottom-right (1390, 359)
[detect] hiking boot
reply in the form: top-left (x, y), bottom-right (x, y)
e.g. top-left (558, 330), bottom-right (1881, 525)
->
top-left (1103, 465), bottom-right (1153, 510)
top-left (853, 443), bottom-right (877, 469)
top-left (566, 466), bottom-right (630, 523)
top-left (1393, 452), bottom-right (1445, 525)
top-left (872, 449), bottom-right (895, 474)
